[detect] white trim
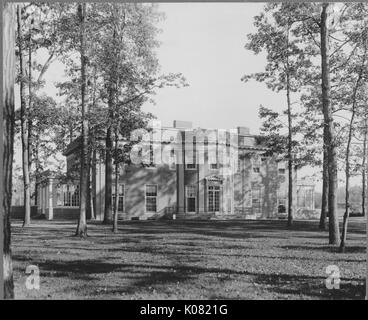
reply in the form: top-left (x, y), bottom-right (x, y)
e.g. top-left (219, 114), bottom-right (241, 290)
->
top-left (145, 184), bottom-right (158, 213)
top-left (207, 185), bottom-right (221, 212)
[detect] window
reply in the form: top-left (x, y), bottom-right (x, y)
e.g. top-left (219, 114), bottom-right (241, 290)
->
top-left (112, 184), bottom-right (125, 212)
top-left (278, 199), bottom-right (287, 213)
top-left (142, 139), bottom-right (155, 168)
top-left (145, 185), bottom-right (157, 212)
top-left (252, 157), bottom-right (261, 174)
top-left (169, 149), bottom-right (176, 170)
top-left (208, 185), bottom-right (220, 212)
top-left (278, 168), bottom-right (286, 174)
top-left (208, 145), bottom-right (218, 170)
top-left (63, 184), bottom-right (80, 207)
top-left (148, 143), bottom-right (156, 167)
top-left (186, 185), bottom-right (196, 212)
top-left (210, 163), bottom-right (218, 170)
top-left (186, 142), bottom-right (196, 170)
top-left (251, 188), bottom-right (261, 213)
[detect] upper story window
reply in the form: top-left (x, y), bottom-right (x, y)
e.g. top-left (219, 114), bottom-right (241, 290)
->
top-left (278, 168), bottom-right (286, 174)
top-left (169, 149), bottom-right (176, 170)
top-left (210, 163), bottom-right (218, 170)
top-left (186, 150), bottom-right (196, 170)
top-left (253, 167), bottom-right (260, 173)
top-left (252, 156), bottom-right (261, 174)
top-left (186, 163), bottom-right (196, 170)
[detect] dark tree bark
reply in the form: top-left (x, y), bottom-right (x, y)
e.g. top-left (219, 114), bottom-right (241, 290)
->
top-left (103, 27), bottom-right (117, 225)
top-left (17, 5), bottom-right (31, 227)
top-left (104, 126), bottom-right (113, 224)
top-left (28, 20), bottom-right (33, 186)
top-left (89, 68), bottom-right (98, 221)
top-left (321, 3), bottom-right (340, 245)
top-left (362, 119), bottom-right (367, 218)
top-left (2, 2), bottom-right (16, 299)
top-left (113, 129), bottom-right (119, 233)
top-left (286, 27), bottom-right (293, 227)
top-left (319, 127), bottom-right (328, 230)
top-left (34, 134), bottom-right (41, 207)
top-left (89, 156), bottom-right (95, 220)
top-left (76, 3), bottom-right (89, 237)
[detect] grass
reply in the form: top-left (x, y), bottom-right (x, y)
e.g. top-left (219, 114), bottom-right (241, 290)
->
top-left (11, 217), bottom-right (366, 300)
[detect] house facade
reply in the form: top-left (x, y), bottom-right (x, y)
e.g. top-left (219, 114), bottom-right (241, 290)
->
top-left (36, 120), bottom-right (315, 220)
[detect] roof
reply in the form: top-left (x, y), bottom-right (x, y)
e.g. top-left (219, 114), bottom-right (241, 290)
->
top-left (63, 136), bottom-right (82, 156)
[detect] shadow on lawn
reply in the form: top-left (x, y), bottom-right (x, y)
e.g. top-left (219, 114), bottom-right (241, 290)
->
top-left (12, 252), bottom-right (365, 299)
top-left (250, 273), bottom-right (365, 300)
top-left (11, 219), bottom-right (366, 299)
top-left (281, 245), bottom-right (366, 254)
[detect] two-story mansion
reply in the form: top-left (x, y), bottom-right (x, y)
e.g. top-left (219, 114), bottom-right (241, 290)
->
top-left (36, 120), bottom-right (315, 220)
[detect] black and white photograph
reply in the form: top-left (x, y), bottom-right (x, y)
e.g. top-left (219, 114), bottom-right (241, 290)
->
top-left (1, 1), bottom-right (367, 303)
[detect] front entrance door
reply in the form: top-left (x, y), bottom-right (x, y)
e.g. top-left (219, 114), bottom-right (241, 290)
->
top-left (208, 185), bottom-right (220, 212)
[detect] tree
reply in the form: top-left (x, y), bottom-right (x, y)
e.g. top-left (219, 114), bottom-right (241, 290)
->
top-left (362, 118), bottom-right (367, 217)
top-left (338, 7), bottom-right (368, 252)
top-left (243, 3), bottom-right (313, 227)
top-left (17, 4), bottom-right (31, 227)
top-left (111, 101), bottom-right (155, 232)
top-left (2, 2), bottom-right (16, 299)
top-left (47, 3), bottom-right (186, 228)
top-left (87, 3), bottom-right (186, 224)
top-left (15, 3), bottom-right (66, 226)
top-left (75, 3), bottom-right (89, 237)
top-left (320, 3), bottom-right (341, 245)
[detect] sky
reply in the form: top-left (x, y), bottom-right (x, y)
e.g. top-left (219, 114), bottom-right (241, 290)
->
top-left (13, 2), bottom-right (362, 189)
top-left (144, 3), bottom-right (284, 131)
top-left (16, 3), bottom-right (284, 132)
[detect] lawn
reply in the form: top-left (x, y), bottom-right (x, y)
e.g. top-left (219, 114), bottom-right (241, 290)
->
top-left (11, 218), bottom-right (366, 299)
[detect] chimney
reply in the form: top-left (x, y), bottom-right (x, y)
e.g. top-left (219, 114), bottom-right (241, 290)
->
top-left (173, 120), bottom-right (192, 129)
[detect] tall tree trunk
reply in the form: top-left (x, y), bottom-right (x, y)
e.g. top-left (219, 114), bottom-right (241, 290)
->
top-left (89, 67), bottom-right (97, 221)
top-left (362, 119), bottom-right (367, 217)
top-left (88, 132), bottom-right (95, 220)
top-left (103, 27), bottom-right (117, 225)
top-left (28, 28), bottom-right (33, 204)
top-left (17, 5), bottom-right (31, 227)
top-left (89, 158), bottom-right (95, 220)
top-left (113, 129), bottom-right (119, 233)
top-left (2, 2), bottom-right (16, 299)
top-left (76, 3), bottom-right (89, 237)
top-left (321, 3), bottom-right (340, 245)
top-left (319, 127), bottom-right (329, 230)
top-left (34, 135), bottom-right (41, 207)
top-left (286, 27), bottom-right (293, 227)
top-left (104, 126), bottom-right (113, 223)
top-left (339, 45), bottom-right (366, 253)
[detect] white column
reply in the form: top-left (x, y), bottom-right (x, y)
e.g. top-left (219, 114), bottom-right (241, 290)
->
top-left (42, 185), bottom-right (46, 214)
top-left (48, 178), bottom-right (53, 220)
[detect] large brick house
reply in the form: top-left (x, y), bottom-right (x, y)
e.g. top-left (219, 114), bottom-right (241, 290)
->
top-left (36, 120), bottom-right (315, 220)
